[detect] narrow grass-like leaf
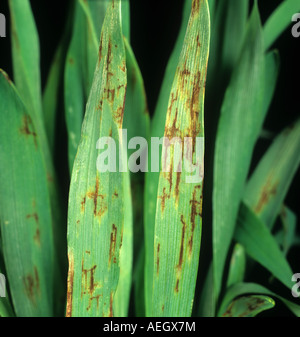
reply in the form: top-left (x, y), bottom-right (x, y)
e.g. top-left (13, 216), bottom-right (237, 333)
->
top-left (234, 203), bottom-right (293, 290)
top-left (64, 2), bottom-right (91, 172)
top-left (75, 1), bottom-right (135, 317)
top-left (244, 119), bottom-right (300, 229)
top-left (277, 206), bottom-right (297, 255)
top-left (122, 37), bottom-right (150, 316)
top-left (197, 263), bottom-right (215, 317)
top-left (43, 5), bottom-right (72, 153)
top-left (264, 0), bottom-right (300, 50)
top-left (0, 71), bottom-right (57, 317)
top-left (212, 4), bottom-right (264, 303)
top-left (144, 0), bottom-right (192, 315)
top-left (221, 295), bottom-right (275, 317)
top-left (218, 282), bottom-right (300, 317)
top-left (66, 0), bottom-right (131, 317)
top-left (9, 0), bottom-right (43, 121)
top-left (226, 244), bottom-right (246, 289)
top-left (151, 0), bottom-right (210, 317)
top-left (206, 0), bottom-right (248, 100)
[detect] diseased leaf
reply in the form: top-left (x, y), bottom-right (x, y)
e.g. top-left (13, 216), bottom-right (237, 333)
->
top-left (212, 3), bottom-right (265, 303)
top-left (221, 295), bottom-right (275, 317)
top-left (0, 71), bottom-right (58, 317)
top-left (144, 0), bottom-right (192, 316)
top-left (244, 119), bottom-right (300, 229)
top-left (66, 0), bottom-right (132, 317)
top-left (151, 0), bottom-right (210, 317)
top-left (218, 282), bottom-right (300, 317)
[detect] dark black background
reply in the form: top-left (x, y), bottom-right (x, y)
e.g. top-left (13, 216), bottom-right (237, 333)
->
top-left (0, 0), bottom-right (299, 317)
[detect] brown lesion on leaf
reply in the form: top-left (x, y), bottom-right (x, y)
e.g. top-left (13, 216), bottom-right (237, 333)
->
top-left (113, 105), bottom-right (125, 128)
top-left (81, 196), bottom-right (86, 213)
top-left (174, 170), bottom-right (182, 205)
top-left (255, 178), bottom-right (278, 213)
top-left (156, 243), bottom-right (160, 276)
top-left (165, 108), bottom-right (181, 140)
top-left (109, 224), bottom-right (118, 264)
top-left (103, 88), bottom-right (116, 104)
top-left (109, 291), bottom-right (114, 317)
top-left (96, 99), bottom-right (103, 112)
top-left (179, 59), bottom-right (191, 91)
top-left (34, 228), bottom-right (41, 246)
top-left (66, 253), bottom-right (74, 317)
top-left (174, 278), bottom-right (180, 293)
top-left (87, 294), bottom-right (102, 312)
top-left (106, 38), bottom-right (114, 83)
top-left (191, 0), bottom-right (200, 17)
top-left (23, 266), bottom-right (40, 305)
top-left (20, 115), bottom-right (38, 149)
top-left (158, 187), bottom-right (171, 213)
top-left (176, 215), bottom-right (186, 272)
top-left (81, 262), bottom-right (100, 298)
top-left (196, 34), bottom-right (201, 49)
top-left (26, 212), bottom-right (40, 246)
top-left (112, 190), bottom-right (119, 200)
top-left (85, 176), bottom-right (107, 219)
top-left (188, 185), bottom-right (202, 255)
top-left (119, 61), bottom-right (126, 73)
top-left (113, 87), bottom-right (127, 128)
top-left (167, 90), bottom-right (179, 115)
top-left (26, 212), bottom-right (39, 224)
top-left (98, 33), bottom-right (104, 67)
top-left (162, 304), bottom-right (165, 312)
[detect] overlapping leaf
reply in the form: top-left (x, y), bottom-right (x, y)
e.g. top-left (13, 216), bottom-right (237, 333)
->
top-left (212, 3), bottom-right (265, 304)
top-left (0, 71), bottom-right (58, 316)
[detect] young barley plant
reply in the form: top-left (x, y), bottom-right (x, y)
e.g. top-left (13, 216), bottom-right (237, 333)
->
top-left (0, 0), bottom-right (300, 318)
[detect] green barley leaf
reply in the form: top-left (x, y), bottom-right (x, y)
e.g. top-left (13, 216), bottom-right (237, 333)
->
top-left (64, 2), bottom-right (91, 172)
top-left (151, 0), bottom-right (210, 317)
top-left (122, 37), bottom-right (150, 316)
top-left (43, 4), bottom-right (73, 153)
top-left (277, 205), bottom-right (297, 255)
top-left (234, 203), bottom-right (293, 290)
top-left (66, 0), bottom-right (131, 317)
top-left (207, 0), bottom-right (248, 92)
top-left (0, 71), bottom-right (58, 317)
top-left (226, 244), bottom-right (246, 289)
top-left (144, 0), bottom-right (192, 316)
top-left (218, 282), bottom-right (300, 317)
top-left (221, 295), bottom-right (275, 317)
top-left (244, 119), bottom-right (300, 229)
top-left (212, 3), bottom-right (264, 303)
top-left (197, 263), bottom-right (215, 317)
top-left (8, 0), bottom-right (43, 122)
top-left (264, 0), bottom-right (300, 51)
